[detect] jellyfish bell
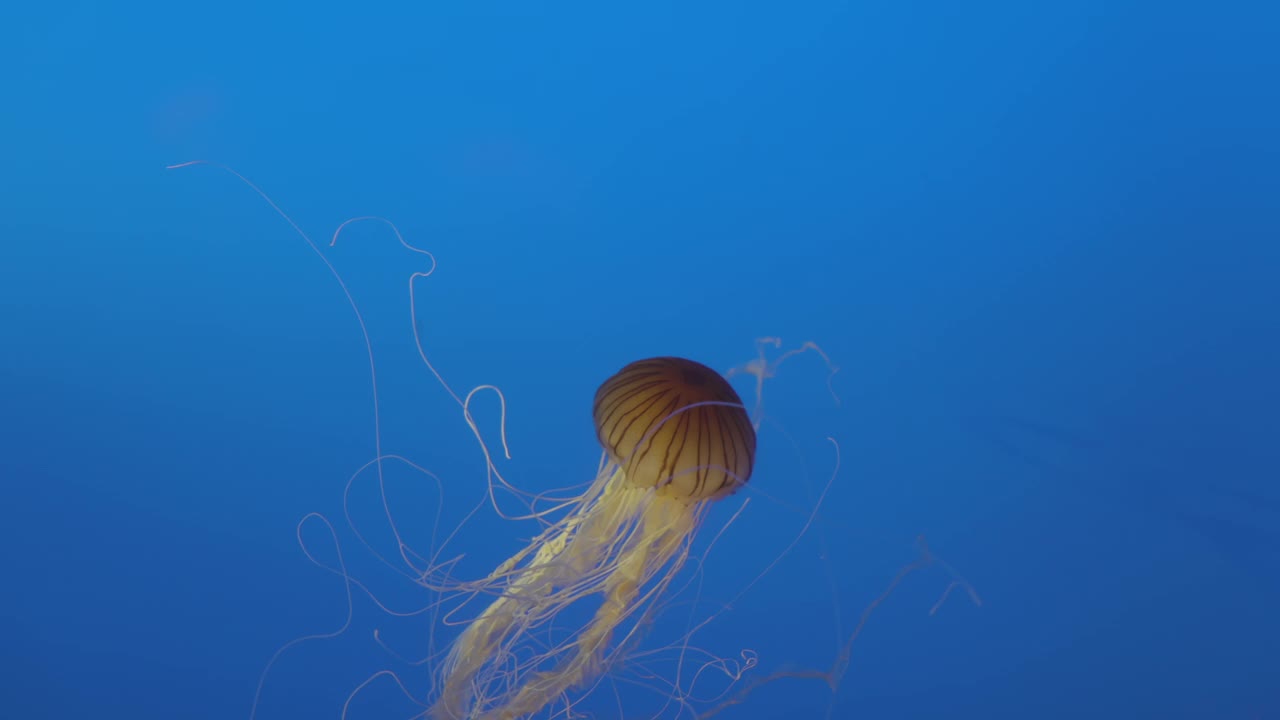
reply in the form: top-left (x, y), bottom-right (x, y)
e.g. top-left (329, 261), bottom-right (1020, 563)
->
top-left (595, 356), bottom-right (756, 501)
top-left (432, 356), bottom-right (756, 720)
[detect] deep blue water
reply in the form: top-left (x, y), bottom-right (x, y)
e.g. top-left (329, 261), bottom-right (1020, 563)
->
top-left (2, 1), bottom-right (1278, 718)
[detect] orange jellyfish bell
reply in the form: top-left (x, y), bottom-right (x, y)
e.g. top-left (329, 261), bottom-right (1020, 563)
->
top-left (593, 356), bottom-right (756, 500)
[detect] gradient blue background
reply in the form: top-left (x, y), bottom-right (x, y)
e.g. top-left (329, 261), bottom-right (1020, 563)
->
top-left (3, 1), bottom-right (1278, 718)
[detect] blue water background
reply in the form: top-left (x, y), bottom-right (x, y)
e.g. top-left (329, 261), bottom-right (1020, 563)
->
top-left (2, 2), bottom-right (1278, 718)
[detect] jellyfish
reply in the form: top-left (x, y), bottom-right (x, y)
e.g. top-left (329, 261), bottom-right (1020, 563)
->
top-left (165, 162), bottom-right (976, 720)
top-left (431, 356), bottom-right (756, 720)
